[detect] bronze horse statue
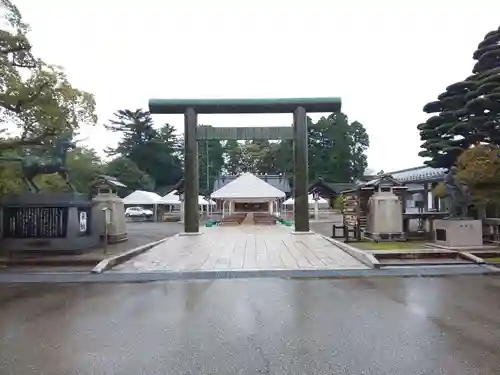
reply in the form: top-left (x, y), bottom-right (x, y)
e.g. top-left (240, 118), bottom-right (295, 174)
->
top-left (0, 133), bottom-right (77, 193)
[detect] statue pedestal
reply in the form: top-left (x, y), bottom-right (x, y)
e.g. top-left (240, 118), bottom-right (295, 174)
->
top-left (434, 219), bottom-right (482, 248)
top-left (0, 192), bottom-right (99, 253)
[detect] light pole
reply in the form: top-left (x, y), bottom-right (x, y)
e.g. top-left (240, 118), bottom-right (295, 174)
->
top-left (206, 141), bottom-right (210, 216)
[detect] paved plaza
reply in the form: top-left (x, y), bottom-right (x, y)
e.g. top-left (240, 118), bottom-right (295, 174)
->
top-left (3, 276), bottom-right (500, 374)
top-left (114, 225), bottom-right (367, 272)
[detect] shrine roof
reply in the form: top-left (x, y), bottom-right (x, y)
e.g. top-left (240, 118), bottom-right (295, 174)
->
top-left (388, 166), bottom-right (447, 183)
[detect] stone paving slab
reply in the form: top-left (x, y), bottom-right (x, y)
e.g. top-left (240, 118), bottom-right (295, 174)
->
top-left (114, 225), bottom-right (368, 272)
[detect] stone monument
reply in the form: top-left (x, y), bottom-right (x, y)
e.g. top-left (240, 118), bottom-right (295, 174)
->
top-left (91, 175), bottom-right (128, 244)
top-left (433, 167), bottom-right (482, 248)
top-left (0, 132), bottom-right (100, 253)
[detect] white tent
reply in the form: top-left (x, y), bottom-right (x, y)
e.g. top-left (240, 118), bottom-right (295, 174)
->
top-left (159, 193), bottom-right (181, 205)
top-left (159, 192), bottom-right (214, 206)
top-left (211, 172), bottom-right (285, 201)
top-left (284, 194), bottom-right (329, 206)
top-left (198, 196), bottom-right (209, 205)
top-left (123, 190), bottom-right (161, 205)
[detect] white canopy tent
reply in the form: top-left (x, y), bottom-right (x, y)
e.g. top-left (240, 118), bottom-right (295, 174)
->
top-left (283, 194), bottom-right (330, 220)
top-left (159, 191), bottom-right (214, 206)
top-left (159, 192), bottom-right (181, 206)
top-left (159, 191), bottom-right (216, 217)
top-left (123, 190), bottom-right (162, 221)
top-left (211, 172), bottom-right (285, 216)
top-left (283, 194), bottom-right (329, 207)
top-left (123, 190), bottom-right (161, 205)
top-left (211, 172), bottom-right (285, 201)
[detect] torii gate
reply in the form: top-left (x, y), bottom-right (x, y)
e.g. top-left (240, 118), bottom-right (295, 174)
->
top-left (148, 97), bottom-right (342, 234)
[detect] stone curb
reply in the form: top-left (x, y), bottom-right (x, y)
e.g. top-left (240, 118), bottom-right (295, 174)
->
top-left (459, 252), bottom-right (486, 264)
top-left (0, 258), bottom-right (102, 267)
top-left (2, 264), bottom-right (498, 283)
top-left (91, 237), bottom-right (173, 274)
top-left (319, 235), bottom-right (380, 269)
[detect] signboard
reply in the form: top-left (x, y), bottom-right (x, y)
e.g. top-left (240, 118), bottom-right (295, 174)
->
top-left (104, 209), bottom-right (112, 225)
top-left (79, 212), bottom-right (87, 232)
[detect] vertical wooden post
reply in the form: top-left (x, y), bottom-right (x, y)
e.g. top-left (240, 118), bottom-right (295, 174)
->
top-left (293, 106), bottom-right (310, 232)
top-left (184, 108), bottom-right (199, 233)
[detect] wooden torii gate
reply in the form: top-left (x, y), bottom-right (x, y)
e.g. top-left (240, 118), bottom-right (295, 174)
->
top-left (148, 97), bottom-right (342, 234)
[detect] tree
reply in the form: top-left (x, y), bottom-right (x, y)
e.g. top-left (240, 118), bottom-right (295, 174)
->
top-left (218, 114), bottom-right (369, 182)
top-left (418, 27), bottom-right (500, 169)
top-left (64, 146), bottom-right (103, 193)
top-left (272, 140), bottom-right (294, 176)
top-left (0, 0), bottom-right (97, 151)
top-left (417, 82), bottom-right (473, 168)
top-left (308, 113), bottom-right (369, 182)
top-left (34, 146), bottom-right (103, 194)
top-left (198, 126), bottom-right (224, 194)
top-left (223, 139), bottom-right (243, 174)
top-left (456, 144), bottom-right (500, 207)
top-left (254, 141), bottom-right (286, 174)
top-left (105, 109), bottom-right (183, 188)
top-left (0, 149), bottom-right (23, 194)
top-left (0, 142), bottom-right (103, 194)
top-left (105, 157), bottom-right (155, 193)
top-left (348, 121), bottom-right (370, 178)
top-left (463, 27), bottom-right (500, 145)
top-left (432, 182), bottom-right (447, 199)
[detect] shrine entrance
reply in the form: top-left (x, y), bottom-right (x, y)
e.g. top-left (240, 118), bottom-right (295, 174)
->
top-left (148, 97), bottom-right (342, 234)
top-left (234, 202), bottom-right (268, 213)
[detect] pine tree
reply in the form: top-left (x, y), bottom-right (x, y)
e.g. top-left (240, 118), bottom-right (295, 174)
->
top-left (105, 109), bottom-right (183, 188)
top-left (418, 26), bottom-right (500, 169)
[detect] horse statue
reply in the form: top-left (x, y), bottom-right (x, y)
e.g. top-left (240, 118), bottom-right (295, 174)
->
top-left (443, 166), bottom-right (470, 219)
top-left (0, 132), bottom-right (77, 193)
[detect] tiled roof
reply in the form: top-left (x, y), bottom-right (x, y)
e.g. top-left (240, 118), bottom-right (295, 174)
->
top-left (388, 166), bottom-right (447, 183)
top-left (323, 182), bottom-right (356, 193)
top-left (309, 179), bottom-right (356, 195)
top-left (361, 175), bottom-right (405, 188)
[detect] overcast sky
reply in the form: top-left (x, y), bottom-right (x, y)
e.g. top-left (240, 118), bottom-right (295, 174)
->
top-left (12, 0), bottom-right (500, 172)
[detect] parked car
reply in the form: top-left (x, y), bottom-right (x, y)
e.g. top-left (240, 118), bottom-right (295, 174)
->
top-left (125, 206), bottom-right (154, 217)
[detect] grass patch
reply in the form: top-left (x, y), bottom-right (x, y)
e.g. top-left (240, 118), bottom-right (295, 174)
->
top-left (484, 257), bottom-right (500, 263)
top-left (352, 241), bottom-right (428, 251)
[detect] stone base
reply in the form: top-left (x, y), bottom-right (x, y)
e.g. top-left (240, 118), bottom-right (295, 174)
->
top-left (434, 219), bottom-right (482, 248)
top-left (179, 232), bottom-right (203, 237)
top-left (106, 232), bottom-right (128, 244)
top-left (291, 231), bottom-right (315, 235)
top-left (426, 243), bottom-right (495, 251)
top-left (0, 193), bottom-right (99, 252)
top-left (364, 232), bottom-right (406, 241)
top-left (92, 193), bottom-right (127, 244)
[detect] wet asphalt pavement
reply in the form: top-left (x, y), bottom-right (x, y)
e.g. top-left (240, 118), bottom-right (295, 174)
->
top-left (1, 275), bottom-right (500, 374)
